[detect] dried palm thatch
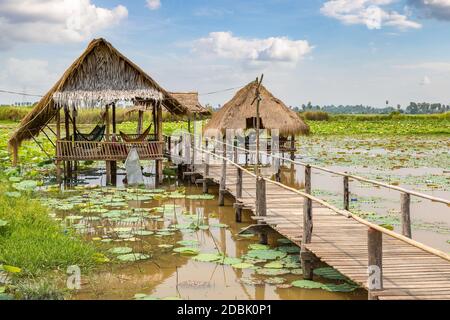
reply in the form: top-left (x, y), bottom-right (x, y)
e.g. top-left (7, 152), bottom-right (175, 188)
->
top-left (170, 92), bottom-right (211, 116)
top-left (8, 38), bottom-right (188, 161)
top-left (204, 80), bottom-right (309, 137)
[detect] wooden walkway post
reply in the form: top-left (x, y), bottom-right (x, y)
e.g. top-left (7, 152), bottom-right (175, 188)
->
top-left (290, 135), bottom-right (295, 161)
top-left (401, 193), bottom-right (412, 238)
top-left (343, 175), bottom-right (350, 211)
top-left (368, 227), bottom-right (383, 300)
top-left (235, 167), bottom-right (243, 222)
top-left (256, 177), bottom-right (268, 244)
top-left (56, 108), bottom-right (62, 184)
top-left (203, 149), bottom-right (210, 194)
top-left (105, 104), bottom-right (111, 185)
top-left (218, 143), bottom-right (227, 206)
top-left (301, 164), bottom-right (314, 279)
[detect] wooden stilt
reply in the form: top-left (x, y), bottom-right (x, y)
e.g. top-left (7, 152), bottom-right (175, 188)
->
top-left (105, 104), bottom-right (111, 185)
top-left (64, 107), bottom-right (71, 182)
top-left (111, 103), bottom-right (117, 186)
top-left (218, 145), bottom-right (226, 206)
top-left (290, 135), bottom-right (296, 161)
top-left (301, 164), bottom-right (314, 279)
top-left (256, 177), bottom-right (268, 244)
top-left (56, 108), bottom-right (62, 184)
top-left (401, 193), bottom-right (412, 238)
top-left (137, 110), bottom-right (144, 134)
top-left (344, 175), bottom-right (350, 211)
top-left (235, 167), bottom-right (243, 222)
top-left (156, 102), bottom-right (163, 186)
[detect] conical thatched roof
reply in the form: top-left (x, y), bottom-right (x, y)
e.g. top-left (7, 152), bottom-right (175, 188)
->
top-left (205, 81), bottom-right (309, 136)
top-left (9, 38), bottom-right (189, 153)
top-left (170, 92), bottom-right (211, 116)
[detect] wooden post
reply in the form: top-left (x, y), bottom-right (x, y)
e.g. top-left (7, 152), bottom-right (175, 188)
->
top-left (56, 108), bottom-right (62, 184)
top-left (301, 164), bottom-right (314, 279)
top-left (105, 104), bottom-right (111, 185)
top-left (203, 149), bottom-right (209, 194)
top-left (192, 113), bottom-right (197, 172)
top-left (155, 102), bottom-right (163, 186)
top-left (401, 193), bottom-right (412, 238)
top-left (218, 145), bottom-right (226, 206)
top-left (256, 177), bottom-right (268, 244)
top-left (111, 103), bottom-right (117, 186)
top-left (343, 176), bottom-right (350, 211)
top-left (290, 135), bottom-right (295, 161)
top-left (275, 157), bottom-right (281, 183)
top-left (137, 110), bottom-right (144, 134)
top-left (235, 167), bottom-right (243, 222)
top-left (64, 107), bottom-right (71, 182)
top-left (11, 145), bottom-right (18, 167)
top-left (368, 228), bottom-right (383, 300)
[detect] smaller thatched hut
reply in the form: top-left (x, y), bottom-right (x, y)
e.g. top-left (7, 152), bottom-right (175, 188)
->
top-left (204, 80), bottom-right (309, 158)
top-left (170, 92), bottom-right (211, 117)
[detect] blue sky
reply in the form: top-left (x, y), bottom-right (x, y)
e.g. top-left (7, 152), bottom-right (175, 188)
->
top-left (1, 0), bottom-right (450, 108)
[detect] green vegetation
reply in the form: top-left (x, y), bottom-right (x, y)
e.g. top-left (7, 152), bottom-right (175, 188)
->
top-left (0, 188), bottom-right (98, 276)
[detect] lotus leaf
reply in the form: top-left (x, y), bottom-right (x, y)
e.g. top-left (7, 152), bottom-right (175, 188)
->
top-left (0, 220), bottom-right (8, 227)
top-left (246, 249), bottom-right (287, 260)
top-left (248, 244), bottom-right (270, 250)
top-left (232, 262), bottom-right (255, 269)
top-left (133, 230), bottom-right (154, 236)
top-left (291, 280), bottom-right (324, 289)
top-left (186, 194), bottom-right (215, 200)
top-left (173, 247), bottom-right (200, 255)
top-left (177, 240), bottom-right (199, 247)
top-left (5, 192), bottom-right (21, 198)
top-left (117, 253), bottom-right (150, 262)
top-left (313, 267), bottom-right (347, 280)
top-left (219, 257), bottom-right (242, 265)
top-left (12, 180), bottom-right (38, 191)
top-left (264, 261), bottom-right (284, 269)
top-left (276, 246), bottom-right (300, 254)
top-left (192, 253), bottom-right (223, 262)
top-left (290, 269), bottom-right (303, 275)
top-left (108, 247), bottom-right (133, 255)
top-left (256, 268), bottom-right (290, 276)
top-left (322, 283), bottom-right (359, 293)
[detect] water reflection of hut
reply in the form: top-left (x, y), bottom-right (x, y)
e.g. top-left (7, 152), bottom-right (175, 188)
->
top-left (8, 38), bottom-right (189, 185)
top-left (204, 80), bottom-right (309, 160)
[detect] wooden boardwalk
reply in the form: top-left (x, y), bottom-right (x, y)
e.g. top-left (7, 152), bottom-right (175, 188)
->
top-left (192, 162), bottom-right (450, 300)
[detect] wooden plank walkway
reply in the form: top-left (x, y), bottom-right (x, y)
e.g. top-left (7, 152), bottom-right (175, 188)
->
top-left (193, 163), bottom-right (450, 300)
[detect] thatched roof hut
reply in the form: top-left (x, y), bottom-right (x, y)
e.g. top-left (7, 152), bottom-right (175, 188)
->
top-left (170, 92), bottom-right (211, 117)
top-left (204, 80), bottom-right (309, 137)
top-left (8, 38), bottom-right (188, 153)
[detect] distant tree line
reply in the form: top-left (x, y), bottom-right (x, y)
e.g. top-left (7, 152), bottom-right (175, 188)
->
top-left (292, 102), bottom-right (450, 114)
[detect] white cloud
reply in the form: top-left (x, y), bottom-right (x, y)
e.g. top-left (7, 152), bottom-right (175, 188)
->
top-left (408, 0), bottom-right (450, 20)
top-left (420, 75), bottom-right (431, 85)
top-left (146, 0), bottom-right (161, 10)
top-left (192, 32), bottom-right (313, 65)
top-left (0, 0), bottom-right (128, 48)
top-left (321, 0), bottom-right (422, 30)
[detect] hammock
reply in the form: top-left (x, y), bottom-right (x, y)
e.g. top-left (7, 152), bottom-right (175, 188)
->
top-left (68, 125), bottom-right (106, 142)
top-left (120, 125), bottom-right (153, 143)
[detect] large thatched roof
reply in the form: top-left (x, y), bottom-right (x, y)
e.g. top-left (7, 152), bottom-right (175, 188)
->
top-left (170, 92), bottom-right (211, 116)
top-left (205, 80), bottom-right (309, 137)
top-left (9, 38), bottom-right (188, 152)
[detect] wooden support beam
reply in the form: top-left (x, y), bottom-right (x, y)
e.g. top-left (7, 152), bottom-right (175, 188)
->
top-left (344, 175), bottom-right (350, 211)
top-left (64, 107), bottom-right (72, 182)
top-left (235, 167), bottom-right (243, 222)
top-left (301, 164), bottom-right (314, 279)
top-left (256, 177), bottom-right (268, 244)
top-left (401, 193), bottom-right (412, 239)
top-left (56, 108), bottom-right (62, 184)
top-left (368, 227), bottom-right (383, 300)
top-left (105, 104), bottom-right (111, 185)
top-left (111, 103), bottom-right (117, 186)
top-left (203, 150), bottom-right (210, 193)
top-left (137, 110), bottom-right (144, 134)
top-left (290, 135), bottom-right (295, 161)
top-left (218, 146), bottom-right (227, 206)
top-left (156, 102), bottom-right (163, 186)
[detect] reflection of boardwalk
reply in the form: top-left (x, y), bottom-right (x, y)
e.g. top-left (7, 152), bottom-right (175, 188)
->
top-left (195, 163), bottom-right (450, 300)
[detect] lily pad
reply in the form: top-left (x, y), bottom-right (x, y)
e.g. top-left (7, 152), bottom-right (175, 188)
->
top-left (186, 194), bottom-right (215, 200)
top-left (276, 246), bottom-right (300, 254)
top-left (248, 244), bottom-right (270, 250)
top-left (313, 267), bottom-right (347, 281)
top-left (232, 262), bottom-right (255, 269)
top-left (322, 283), bottom-right (359, 293)
top-left (247, 249), bottom-right (287, 260)
top-left (173, 247), bottom-right (200, 255)
top-left (192, 253), bottom-right (223, 262)
top-left (256, 268), bottom-right (290, 276)
top-left (133, 230), bottom-right (154, 236)
top-left (291, 280), bottom-right (324, 289)
top-left (264, 261), bottom-right (284, 269)
top-left (176, 240), bottom-right (199, 247)
top-left (117, 253), bottom-right (150, 262)
top-left (108, 247), bottom-right (133, 255)
top-left (158, 244), bottom-right (174, 249)
top-left (0, 220), bottom-right (8, 227)
top-left (5, 192), bottom-right (21, 198)
top-left (219, 257), bottom-right (243, 265)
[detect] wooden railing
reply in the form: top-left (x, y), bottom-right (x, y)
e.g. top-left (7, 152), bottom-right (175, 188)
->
top-left (193, 143), bottom-right (450, 299)
top-left (56, 140), bottom-right (164, 161)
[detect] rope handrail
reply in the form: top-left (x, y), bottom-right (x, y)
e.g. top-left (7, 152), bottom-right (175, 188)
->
top-left (178, 132), bottom-right (450, 206)
top-left (194, 144), bottom-right (450, 262)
